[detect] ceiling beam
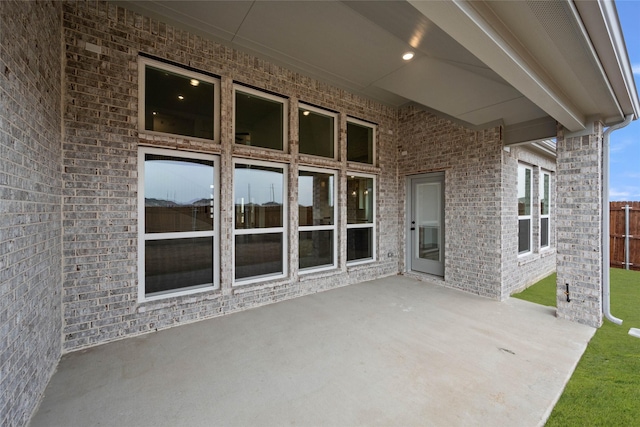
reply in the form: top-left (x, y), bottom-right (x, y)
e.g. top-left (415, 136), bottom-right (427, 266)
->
top-left (408, 0), bottom-right (587, 132)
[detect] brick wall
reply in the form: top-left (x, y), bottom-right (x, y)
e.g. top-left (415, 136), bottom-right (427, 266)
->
top-left (0, 1), bottom-right (63, 425)
top-left (501, 146), bottom-right (557, 298)
top-left (397, 106), bottom-right (503, 299)
top-left (556, 123), bottom-right (604, 327)
top-left (61, 1), bottom-right (399, 351)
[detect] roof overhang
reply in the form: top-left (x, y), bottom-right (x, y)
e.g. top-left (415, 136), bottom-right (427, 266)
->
top-left (114, 0), bottom-right (639, 143)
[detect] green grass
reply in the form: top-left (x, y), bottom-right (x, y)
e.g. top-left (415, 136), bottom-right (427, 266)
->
top-left (512, 272), bottom-right (558, 307)
top-left (513, 269), bottom-right (640, 426)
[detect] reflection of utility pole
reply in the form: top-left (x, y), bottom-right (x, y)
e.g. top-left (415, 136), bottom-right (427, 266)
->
top-left (192, 206), bottom-right (197, 231)
top-left (270, 183), bottom-right (274, 203)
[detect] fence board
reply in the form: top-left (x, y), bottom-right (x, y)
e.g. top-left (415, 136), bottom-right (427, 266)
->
top-left (610, 201), bottom-right (640, 271)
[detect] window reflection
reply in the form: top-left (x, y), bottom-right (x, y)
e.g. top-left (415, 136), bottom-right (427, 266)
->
top-left (518, 166), bottom-right (531, 216)
top-left (347, 176), bottom-right (373, 224)
top-left (145, 65), bottom-right (214, 140)
top-left (299, 108), bottom-right (334, 158)
top-left (235, 90), bottom-right (284, 150)
top-left (298, 171), bottom-right (334, 226)
top-left (234, 164), bottom-right (284, 229)
top-left (145, 154), bottom-right (214, 233)
top-left (347, 121), bottom-right (374, 164)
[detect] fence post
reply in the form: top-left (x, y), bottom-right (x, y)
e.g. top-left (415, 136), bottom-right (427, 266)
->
top-left (625, 204), bottom-right (630, 270)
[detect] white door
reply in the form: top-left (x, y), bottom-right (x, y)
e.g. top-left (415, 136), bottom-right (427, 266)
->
top-left (408, 173), bottom-right (444, 276)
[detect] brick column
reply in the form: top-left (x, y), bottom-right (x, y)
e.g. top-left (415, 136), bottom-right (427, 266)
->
top-left (555, 122), bottom-right (604, 327)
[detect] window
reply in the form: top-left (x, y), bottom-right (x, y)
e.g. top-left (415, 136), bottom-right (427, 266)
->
top-left (347, 118), bottom-right (375, 164)
top-left (233, 160), bottom-right (287, 283)
top-left (138, 147), bottom-right (219, 300)
top-left (139, 57), bottom-right (220, 141)
top-left (518, 164), bottom-right (532, 255)
top-left (299, 104), bottom-right (337, 158)
top-left (540, 171), bottom-right (551, 249)
top-left (234, 85), bottom-right (288, 151)
top-left (299, 168), bottom-right (337, 272)
top-left (347, 174), bottom-right (375, 263)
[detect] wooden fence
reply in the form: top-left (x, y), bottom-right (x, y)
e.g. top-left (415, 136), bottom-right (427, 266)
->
top-left (610, 201), bottom-right (640, 271)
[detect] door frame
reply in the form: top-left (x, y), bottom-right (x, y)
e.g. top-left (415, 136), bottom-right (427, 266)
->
top-left (405, 172), bottom-right (445, 277)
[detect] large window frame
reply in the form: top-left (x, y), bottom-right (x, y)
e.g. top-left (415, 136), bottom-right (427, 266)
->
top-left (298, 103), bottom-right (338, 159)
top-left (138, 56), bottom-right (221, 142)
top-left (138, 147), bottom-right (220, 302)
top-left (346, 173), bottom-right (376, 265)
top-left (346, 117), bottom-right (376, 165)
top-left (539, 170), bottom-right (551, 250)
top-left (298, 167), bottom-right (338, 273)
top-left (518, 163), bottom-right (533, 256)
top-left (233, 159), bottom-right (288, 285)
top-left (233, 84), bottom-right (289, 152)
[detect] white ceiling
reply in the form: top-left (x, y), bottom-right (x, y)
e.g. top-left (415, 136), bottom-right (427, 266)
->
top-left (115, 0), bottom-right (635, 141)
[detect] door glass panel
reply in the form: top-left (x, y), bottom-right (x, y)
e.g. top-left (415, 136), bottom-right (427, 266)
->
top-left (416, 182), bottom-right (441, 262)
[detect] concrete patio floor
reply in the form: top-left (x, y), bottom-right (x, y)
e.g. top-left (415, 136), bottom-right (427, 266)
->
top-left (30, 275), bottom-right (595, 427)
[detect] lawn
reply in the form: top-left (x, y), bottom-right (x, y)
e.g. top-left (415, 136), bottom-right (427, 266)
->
top-left (513, 269), bottom-right (640, 426)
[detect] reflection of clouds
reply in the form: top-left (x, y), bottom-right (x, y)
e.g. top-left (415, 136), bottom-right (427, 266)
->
top-left (633, 63), bottom-right (640, 75)
top-left (610, 186), bottom-right (640, 201)
top-left (146, 160), bottom-right (213, 204)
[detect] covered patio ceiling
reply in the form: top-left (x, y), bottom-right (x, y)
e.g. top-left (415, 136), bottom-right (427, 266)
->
top-left (116, 0), bottom-right (638, 144)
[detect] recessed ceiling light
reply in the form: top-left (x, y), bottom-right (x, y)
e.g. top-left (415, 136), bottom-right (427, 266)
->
top-left (190, 79), bottom-right (200, 86)
top-left (402, 52), bottom-right (414, 61)
top-left (178, 95), bottom-right (184, 100)
top-left (152, 111), bottom-right (157, 115)
top-left (303, 110), bottom-right (310, 116)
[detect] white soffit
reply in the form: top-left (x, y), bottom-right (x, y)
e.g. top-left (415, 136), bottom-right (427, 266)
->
top-left (408, 0), bottom-right (588, 132)
top-left (114, 0), bottom-right (635, 135)
top-left (373, 55), bottom-right (547, 126)
top-left (232, 1), bottom-right (413, 89)
top-left (574, 0), bottom-right (640, 120)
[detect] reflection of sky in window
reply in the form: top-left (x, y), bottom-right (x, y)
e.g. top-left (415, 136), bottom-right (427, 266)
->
top-left (145, 160), bottom-right (213, 204)
top-left (298, 176), bottom-right (313, 206)
top-left (517, 166), bottom-right (530, 199)
top-left (234, 168), bottom-right (284, 205)
top-left (298, 175), bottom-right (334, 207)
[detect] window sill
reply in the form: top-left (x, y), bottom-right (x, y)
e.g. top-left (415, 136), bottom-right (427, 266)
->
top-left (232, 277), bottom-right (290, 295)
top-left (347, 258), bottom-right (376, 268)
top-left (137, 286), bottom-right (221, 313)
top-left (299, 267), bottom-right (342, 281)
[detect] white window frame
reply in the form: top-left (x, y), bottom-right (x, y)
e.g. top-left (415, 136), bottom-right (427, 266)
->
top-left (518, 163), bottom-right (533, 256)
top-left (298, 166), bottom-right (338, 274)
top-left (233, 84), bottom-right (289, 152)
top-left (298, 103), bottom-right (338, 160)
top-left (346, 117), bottom-right (377, 166)
top-left (232, 158), bottom-right (288, 286)
top-left (138, 56), bottom-right (221, 142)
top-left (346, 172), bottom-right (377, 266)
top-left (539, 170), bottom-right (551, 250)
top-left (137, 147), bottom-right (220, 302)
